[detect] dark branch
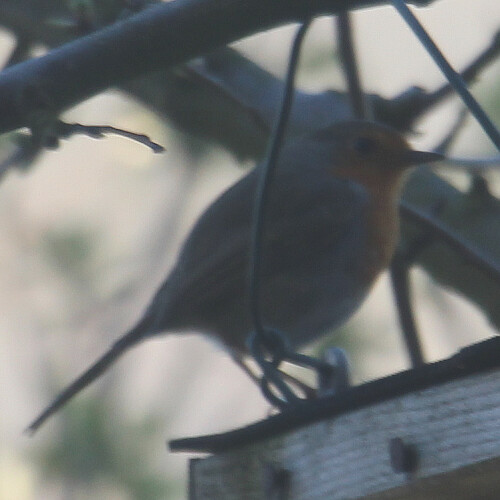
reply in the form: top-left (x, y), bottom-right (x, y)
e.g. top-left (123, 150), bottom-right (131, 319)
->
top-left (337, 12), bottom-right (367, 119)
top-left (0, 0), bottom-right (436, 135)
top-left (55, 121), bottom-right (165, 153)
top-left (400, 201), bottom-right (500, 284)
top-left (390, 256), bottom-right (425, 367)
top-left (373, 30), bottom-right (499, 131)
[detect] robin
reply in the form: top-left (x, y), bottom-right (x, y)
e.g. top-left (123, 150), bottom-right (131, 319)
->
top-left (28, 120), bottom-right (442, 432)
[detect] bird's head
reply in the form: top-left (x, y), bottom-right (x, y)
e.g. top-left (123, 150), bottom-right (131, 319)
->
top-left (313, 120), bottom-right (443, 192)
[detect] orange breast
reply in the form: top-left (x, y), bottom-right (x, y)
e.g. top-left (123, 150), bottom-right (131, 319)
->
top-left (334, 165), bottom-right (405, 286)
top-left (361, 190), bottom-right (400, 284)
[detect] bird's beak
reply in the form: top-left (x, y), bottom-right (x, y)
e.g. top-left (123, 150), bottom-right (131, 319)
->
top-left (404, 149), bottom-right (445, 165)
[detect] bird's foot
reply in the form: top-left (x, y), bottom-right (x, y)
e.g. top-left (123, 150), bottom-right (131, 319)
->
top-left (247, 329), bottom-right (350, 409)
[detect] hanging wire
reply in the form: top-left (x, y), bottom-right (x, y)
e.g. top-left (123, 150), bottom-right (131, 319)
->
top-left (245, 19), bottom-right (327, 406)
top-left (248, 20), bottom-right (311, 337)
top-left (391, 0), bottom-right (500, 150)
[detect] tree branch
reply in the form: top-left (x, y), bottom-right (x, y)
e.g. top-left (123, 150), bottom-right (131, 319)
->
top-left (0, 0), bottom-right (435, 135)
top-left (402, 169), bottom-right (500, 330)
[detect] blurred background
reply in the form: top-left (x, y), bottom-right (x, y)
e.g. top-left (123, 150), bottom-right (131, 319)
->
top-left (1, 1), bottom-right (499, 499)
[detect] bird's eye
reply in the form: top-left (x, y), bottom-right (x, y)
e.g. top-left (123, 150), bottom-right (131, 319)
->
top-left (352, 136), bottom-right (377, 155)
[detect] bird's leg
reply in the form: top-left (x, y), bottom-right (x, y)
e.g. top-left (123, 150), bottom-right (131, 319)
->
top-left (247, 328), bottom-right (349, 409)
top-left (231, 352), bottom-right (317, 399)
top-left (317, 347), bottom-right (351, 396)
top-left (247, 328), bottom-right (301, 408)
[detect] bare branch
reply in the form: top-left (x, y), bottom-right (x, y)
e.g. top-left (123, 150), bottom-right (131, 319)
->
top-left (402, 169), bottom-right (500, 330)
top-left (55, 121), bottom-right (165, 153)
top-left (337, 12), bottom-right (367, 119)
top-left (0, 0), bottom-right (436, 135)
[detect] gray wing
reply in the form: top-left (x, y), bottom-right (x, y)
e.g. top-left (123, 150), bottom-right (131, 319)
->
top-left (147, 148), bottom-right (369, 349)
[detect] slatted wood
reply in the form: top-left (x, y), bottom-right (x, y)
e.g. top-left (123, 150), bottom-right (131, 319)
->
top-left (189, 369), bottom-right (500, 499)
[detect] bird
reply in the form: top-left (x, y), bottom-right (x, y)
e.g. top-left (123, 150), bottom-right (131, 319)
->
top-left (27, 120), bottom-right (443, 433)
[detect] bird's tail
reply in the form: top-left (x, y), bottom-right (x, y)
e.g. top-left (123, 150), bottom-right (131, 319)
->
top-left (26, 315), bottom-right (152, 434)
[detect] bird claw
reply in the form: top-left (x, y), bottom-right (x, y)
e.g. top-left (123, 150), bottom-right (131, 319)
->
top-left (247, 329), bottom-right (351, 409)
top-left (317, 347), bottom-right (350, 396)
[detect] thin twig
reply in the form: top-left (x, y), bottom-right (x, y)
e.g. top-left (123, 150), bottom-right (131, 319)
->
top-left (434, 108), bottom-right (468, 154)
top-left (423, 30), bottom-right (500, 117)
top-left (0, 121), bottom-right (163, 180)
top-left (390, 254), bottom-right (425, 367)
top-left (182, 62), bottom-right (271, 136)
top-left (336, 8), bottom-right (425, 367)
top-left (400, 201), bottom-right (500, 284)
top-left (391, 0), bottom-right (500, 150)
top-left (55, 121), bottom-right (165, 153)
top-left (436, 156), bottom-right (500, 171)
top-left (389, 109), bottom-right (472, 366)
top-left (337, 11), bottom-right (367, 119)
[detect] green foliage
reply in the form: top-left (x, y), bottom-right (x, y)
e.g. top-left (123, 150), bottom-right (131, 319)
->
top-left (35, 397), bottom-right (181, 499)
top-left (42, 227), bottom-right (96, 285)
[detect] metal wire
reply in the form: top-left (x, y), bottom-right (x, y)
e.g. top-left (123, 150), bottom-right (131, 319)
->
top-left (248, 19), bottom-right (311, 337)
top-left (391, 0), bottom-right (500, 150)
